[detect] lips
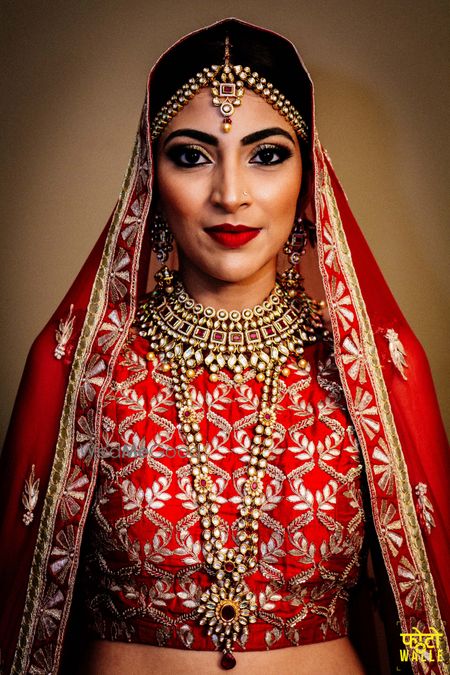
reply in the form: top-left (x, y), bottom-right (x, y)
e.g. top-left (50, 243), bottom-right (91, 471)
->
top-left (205, 224), bottom-right (261, 248)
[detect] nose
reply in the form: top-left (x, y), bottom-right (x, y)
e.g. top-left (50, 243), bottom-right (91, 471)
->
top-left (210, 156), bottom-right (250, 213)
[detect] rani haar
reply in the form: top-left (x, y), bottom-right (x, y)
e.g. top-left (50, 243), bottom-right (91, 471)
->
top-left (141, 36), bottom-right (318, 670)
top-left (135, 272), bottom-right (325, 669)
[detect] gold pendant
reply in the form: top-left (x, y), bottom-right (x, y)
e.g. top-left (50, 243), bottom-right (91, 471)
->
top-left (198, 576), bottom-right (257, 668)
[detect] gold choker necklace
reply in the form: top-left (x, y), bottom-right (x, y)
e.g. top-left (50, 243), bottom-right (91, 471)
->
top-left (135, 269), bottom-right (326, 383)
top-left (133, 270), bottom-right (327, 670)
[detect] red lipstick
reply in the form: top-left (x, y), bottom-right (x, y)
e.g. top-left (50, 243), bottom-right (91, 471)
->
top-left (205, 224), bottom-right (261, 248)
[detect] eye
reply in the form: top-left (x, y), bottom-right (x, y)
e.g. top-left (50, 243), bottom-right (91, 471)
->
top-left (166, 144), bottom-right (211, 167)
top-left (250, 143), bottom-right (293, 165)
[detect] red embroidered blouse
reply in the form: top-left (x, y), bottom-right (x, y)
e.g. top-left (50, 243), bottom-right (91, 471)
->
top-left (79, 330), bottom-right (366, 651)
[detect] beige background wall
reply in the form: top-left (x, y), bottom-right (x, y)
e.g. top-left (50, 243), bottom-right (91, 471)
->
top-left (1, 0), bottom-right (449, 443)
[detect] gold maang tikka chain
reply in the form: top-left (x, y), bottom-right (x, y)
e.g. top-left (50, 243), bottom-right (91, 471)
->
top-left (212, 35), bottom-right (242, 133)
top-left (133, 270), bottom-right (326, 669)
top-left (150, 35), bottom-right (308, 141)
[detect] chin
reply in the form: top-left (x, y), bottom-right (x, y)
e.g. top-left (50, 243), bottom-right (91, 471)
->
top-left (200, 258), bottom-right (265, 284)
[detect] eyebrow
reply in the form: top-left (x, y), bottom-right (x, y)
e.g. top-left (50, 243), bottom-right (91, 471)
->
top-left (162, 126), bottom-right (296, 147)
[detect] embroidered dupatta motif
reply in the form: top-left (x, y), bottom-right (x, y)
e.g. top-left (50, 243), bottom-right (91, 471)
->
top-left (0, 17), bottom-right (448, 675)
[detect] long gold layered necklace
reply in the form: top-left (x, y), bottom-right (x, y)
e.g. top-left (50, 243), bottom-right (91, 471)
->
top-left (134, 267), bottom-right (326, 669)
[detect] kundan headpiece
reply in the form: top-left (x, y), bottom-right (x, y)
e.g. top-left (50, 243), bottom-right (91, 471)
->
top-left (151, 36), bottom-right (308, 141)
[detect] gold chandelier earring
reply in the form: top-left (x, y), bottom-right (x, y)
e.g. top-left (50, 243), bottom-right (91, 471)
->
top-left (151, 212), bottom-right (174, 264)
top-left (280, 216), bottom-right (307, 297)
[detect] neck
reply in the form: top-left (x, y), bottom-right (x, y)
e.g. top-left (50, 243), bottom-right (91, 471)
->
top-left (177, 256), bottom-right (278, 311)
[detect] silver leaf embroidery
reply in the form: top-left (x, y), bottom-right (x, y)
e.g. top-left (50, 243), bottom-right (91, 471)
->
top-left (415, 483), bottom-right (436, 534)
top-left (54, 304), bottom-right (75, 359)
top-left (385, 328), bottom-right (408, 380)
top-left (22, 464), bottom-right (40, 525)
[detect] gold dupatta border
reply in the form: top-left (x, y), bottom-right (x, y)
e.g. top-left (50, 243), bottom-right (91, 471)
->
top-left (51, 126), bottom-right (152, 671)
top-left (11, 126), bottom-right (144, 674)
top-left (314, 140), bottom-right (449, 672)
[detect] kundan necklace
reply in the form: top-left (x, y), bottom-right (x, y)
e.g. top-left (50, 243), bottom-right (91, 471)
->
top-left (134, 268), bottom-right (326, 670)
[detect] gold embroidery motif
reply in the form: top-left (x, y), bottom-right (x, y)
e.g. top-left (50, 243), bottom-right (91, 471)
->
top-left (22, 464), bottom-right (40, 526)
top-left (318, 153), bottom-right (449, 668)
top-left (385, 328), bottom-right (408, 381)
top-left (79, 337), bottom-right (365, 649)
top-left (12, 130), bottom-right (146, 674)
top-left (341, 329), bottom-right (367, 384)
top-left (372, 438), bottom-right (394, 495)
top-left (398, 556), bottom-right (423, 610)
top-left (415, 483), bottom-right (436, 535)
top-left (54, 304), bottom-right (75, 360)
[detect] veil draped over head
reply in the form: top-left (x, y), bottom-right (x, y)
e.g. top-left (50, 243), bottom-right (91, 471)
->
top-left (0, 17), bottom-right (448, 675)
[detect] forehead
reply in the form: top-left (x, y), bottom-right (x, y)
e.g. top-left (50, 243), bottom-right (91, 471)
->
top-left (157, 88), bottom-right (298, 144)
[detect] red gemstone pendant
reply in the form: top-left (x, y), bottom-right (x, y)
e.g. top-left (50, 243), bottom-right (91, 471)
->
top-left (221, 651), bottom-right (236, 670)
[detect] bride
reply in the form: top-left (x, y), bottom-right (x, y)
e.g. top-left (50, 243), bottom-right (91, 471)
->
top-left (0, 17), bottom-right (447, 675)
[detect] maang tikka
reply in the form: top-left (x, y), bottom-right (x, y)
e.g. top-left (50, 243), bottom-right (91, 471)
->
top-left (280, 216), bottom-right (307, 297)
top-left (150, 35), bottom-right (308, 141)
top-left (211, 35), bottom-right (243, 133)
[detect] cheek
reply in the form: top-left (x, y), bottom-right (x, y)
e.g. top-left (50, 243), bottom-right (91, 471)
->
top-left (257, 165), bottom-right (302, 225)
top-left (157, 178), bottom-right (184, 219)
top-left (156, 163), bottom-right (202, 222)
top-left (155, 169), bottom-right (206, 254)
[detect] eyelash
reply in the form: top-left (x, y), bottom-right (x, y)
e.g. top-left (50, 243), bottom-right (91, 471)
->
top-left (166, 144), bottom-right (210, 167)
top-left (166, 143), bottom-right (293, 167)
top-left (251, 144), bottom-right (293, 165)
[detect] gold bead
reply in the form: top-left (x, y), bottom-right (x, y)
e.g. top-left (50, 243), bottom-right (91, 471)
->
top-left (186, 368), bottom-right (196, 379)
top-left (209, 373), bottom-right (219, 382)
top-left (282, 367), bottom-right (290, 378)
top-left (256, 372), bottom-right (265, 382)
top-left (298, 358), bottom-right (308, 370)
top-left (223, 121), bottom-right (232, 133)
top-left (162, 362), bottom-right (172, 372)
top-left (145, 351), bottom-right (156, 361)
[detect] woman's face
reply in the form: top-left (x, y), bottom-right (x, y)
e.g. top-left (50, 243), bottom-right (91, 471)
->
top-left (154, 88), bottom-right (302, 286)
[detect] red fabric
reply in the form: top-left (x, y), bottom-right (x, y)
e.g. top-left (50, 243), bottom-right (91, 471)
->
top-left (79, 333), bottom-right (366, 650)
top-left (324, 157), bottom-right (450, 626)
top-left (0, 209), bottom-right (114, 673)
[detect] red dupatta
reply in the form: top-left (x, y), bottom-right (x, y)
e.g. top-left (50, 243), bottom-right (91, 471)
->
top-left (0, 17), bottom-right (448, 675)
